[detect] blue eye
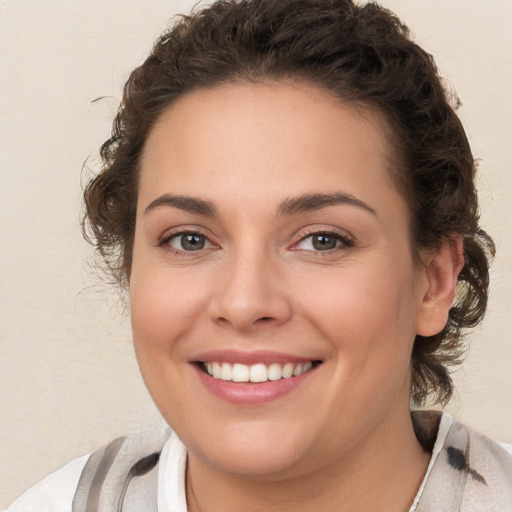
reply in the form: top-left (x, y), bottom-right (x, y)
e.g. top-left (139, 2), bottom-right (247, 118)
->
top-left (167, 233), bottom-right (211, 251)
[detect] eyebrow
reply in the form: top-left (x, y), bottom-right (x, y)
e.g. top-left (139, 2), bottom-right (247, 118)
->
top-left (276, 192), bottom-right (377, 217)
top-left (144, 191), bottom-right (376, 218)
top-left (144, 194), bottom-right (217, 216)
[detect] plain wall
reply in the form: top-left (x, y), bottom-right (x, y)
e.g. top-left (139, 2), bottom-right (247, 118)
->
top-left (1, 0), bottom-right (511, 507)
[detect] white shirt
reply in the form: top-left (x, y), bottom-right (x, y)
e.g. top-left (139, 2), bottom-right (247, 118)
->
top-left (5, 432), bottom-right (188, 512)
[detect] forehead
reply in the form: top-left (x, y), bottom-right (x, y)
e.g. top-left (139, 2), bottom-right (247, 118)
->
top-left (138, 81), bottom-right (402, 213)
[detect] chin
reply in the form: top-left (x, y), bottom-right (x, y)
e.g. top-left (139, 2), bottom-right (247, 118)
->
top-left (183, 418), bottom-right (313, 478)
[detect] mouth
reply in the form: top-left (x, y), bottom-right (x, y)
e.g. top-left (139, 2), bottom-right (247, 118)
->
top-left (196, 360), bottom-right (321, 383)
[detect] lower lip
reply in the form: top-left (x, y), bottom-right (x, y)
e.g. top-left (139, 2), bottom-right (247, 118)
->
top-left (193, 365), bottom-right (317, 404)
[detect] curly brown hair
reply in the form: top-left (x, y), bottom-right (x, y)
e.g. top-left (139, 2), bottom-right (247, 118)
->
top-left (82, 0), bottom-right (495, 406)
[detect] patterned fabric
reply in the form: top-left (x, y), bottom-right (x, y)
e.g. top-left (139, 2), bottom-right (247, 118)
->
top-left (412, 412), bottom-right (512, 511)
top-left (7, 412), bottom-right (512, 511)
top-left (71, 428), bottom-right (170, 512)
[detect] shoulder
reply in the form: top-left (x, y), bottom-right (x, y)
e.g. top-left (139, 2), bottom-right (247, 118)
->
top-left (459, 420), bottom-right (512, 509)
top-left (424, 413), bottom-right (512, 510)
top-left (5, 454), bottom-right (90, 512)
top-left (463, 420), bottom-right (512, 470)
top-left (5, 423), bottom-right (173, 512)
top-left (411, 411), bottom-right (512, 511)
top-left (464, 422), bottom-right (512, 480)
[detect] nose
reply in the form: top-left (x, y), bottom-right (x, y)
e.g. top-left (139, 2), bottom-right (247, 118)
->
top-left (207, 249), bottom-right (292, 332)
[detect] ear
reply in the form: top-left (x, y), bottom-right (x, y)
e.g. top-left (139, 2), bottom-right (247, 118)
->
top-left (416, 236), bottom-right (465, 337)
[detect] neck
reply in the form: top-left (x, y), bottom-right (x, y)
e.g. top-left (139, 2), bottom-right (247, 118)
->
top-left (185, 414), bottom-right (431, 512)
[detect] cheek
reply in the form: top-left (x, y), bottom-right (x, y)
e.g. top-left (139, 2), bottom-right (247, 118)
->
top-left (129, 269), bottom-right (210, 418)
top-left (129, 260), bottom-right (209, 359)
top-left (130, 275), bottom-right (203, 350)
top-left (295, 261), bottom-right (419, 362)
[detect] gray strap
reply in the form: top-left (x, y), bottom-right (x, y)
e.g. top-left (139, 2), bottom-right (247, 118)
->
top-left (72, 427), bottom-right (171, 511)
top-left (117, 453), bottom-right (160, 512)
top-left (72, 436), bottom-right (126, 512)
top-left (119, 453), bottom-right (160, 512)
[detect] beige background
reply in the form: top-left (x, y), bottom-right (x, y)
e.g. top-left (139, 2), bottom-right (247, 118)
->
top-left (1, 0), bottom-right (511, 507)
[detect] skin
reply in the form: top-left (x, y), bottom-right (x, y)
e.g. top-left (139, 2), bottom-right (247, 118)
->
top-left (130, 81), bottom-right (463, 511)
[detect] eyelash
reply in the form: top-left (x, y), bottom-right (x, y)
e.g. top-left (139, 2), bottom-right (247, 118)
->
top-left (158, 228), bottom-right (354, 256)
top-left (292, 229), bottom-right (354, 255)
top-left (159, 229), bottom-right (216, 256)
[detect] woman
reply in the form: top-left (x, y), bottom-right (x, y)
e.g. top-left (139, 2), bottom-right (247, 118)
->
top-left (7, 0), bottom-right (511, 510)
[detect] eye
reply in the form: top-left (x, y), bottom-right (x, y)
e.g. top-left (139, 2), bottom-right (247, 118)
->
top-left (295, 231), bottom-right (353, 252)
top-left (166, 232), bottom-right (212, 252)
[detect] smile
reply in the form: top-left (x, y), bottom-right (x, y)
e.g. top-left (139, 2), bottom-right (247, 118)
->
top-left (200, 361), bottom-right (316, 382)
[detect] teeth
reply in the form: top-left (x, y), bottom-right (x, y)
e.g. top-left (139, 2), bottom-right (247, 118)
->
top-left (267, 363), bottom-right (282, 381)
top-left (232, 363), bottom-right (250, 382)
top-left (282, 363), bottom-right (294, 378)
top-left (293, 361), bottom-right (312, 376)
top-left (249, 363), bottom-right (267, 383)
top-left (202, 361), bottom-right (315, 382)
top-left (212, 362), bottom-right (222, 379)
top-left (304, 361), bottom-right (313, 372)
top-left (221, 362), bottom-right (231, 381)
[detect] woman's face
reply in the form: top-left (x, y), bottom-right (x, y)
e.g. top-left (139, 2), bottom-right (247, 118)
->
top-left (130, 81), bottom-right (431, 478)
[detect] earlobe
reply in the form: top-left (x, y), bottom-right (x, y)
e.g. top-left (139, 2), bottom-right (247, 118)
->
top-left (416, 236), bottom-right (465, 337)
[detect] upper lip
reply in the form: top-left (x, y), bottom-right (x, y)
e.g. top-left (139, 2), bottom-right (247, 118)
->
top-left (191, 349), bottom-right (319, 365)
